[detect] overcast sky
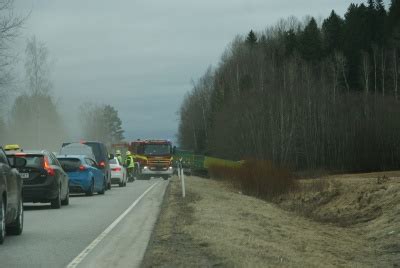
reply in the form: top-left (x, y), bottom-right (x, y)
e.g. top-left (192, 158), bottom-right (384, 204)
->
top-left (13, 0), bottom-right (390, 143)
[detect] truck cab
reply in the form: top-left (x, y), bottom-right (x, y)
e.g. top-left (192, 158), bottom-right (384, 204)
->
top-left (132, 140), bottom-right (173, 180)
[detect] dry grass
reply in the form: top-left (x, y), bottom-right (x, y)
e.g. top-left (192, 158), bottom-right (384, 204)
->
top-left (181, 176), bottom-right (384, 267)
top-left (144, 173), bottom-right (400, 267)
top-left (208, 160), bottom-right (297, 200)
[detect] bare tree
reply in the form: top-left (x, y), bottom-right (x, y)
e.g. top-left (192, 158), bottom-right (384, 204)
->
top-left (0, 0), bottom-right (26, 129)
top-left (361, 51), bottom-right (370, 95)
top-left (381, 48), bottom-right (387, 97)
top-left (393, 48), bottom-right (398, 100)
top-left (25, 36), bottom-right (53, 95)
top-left (372, 44), bottom-right (378, 95)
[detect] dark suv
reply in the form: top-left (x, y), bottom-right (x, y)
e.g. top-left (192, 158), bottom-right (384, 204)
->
top-left (0, 147), bottom-right (25, 244)
top-left (7, 151), bottom-right (69, 209)
top-left (62, 142), bottom-right (113, 190)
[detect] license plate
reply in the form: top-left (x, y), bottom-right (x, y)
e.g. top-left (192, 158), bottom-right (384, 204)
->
top-left (20, 173), bottom-right (29, 179)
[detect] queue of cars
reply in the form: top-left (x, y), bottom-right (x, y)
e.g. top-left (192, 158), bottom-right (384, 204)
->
top-left (0, 141), bottom-right (128, 244)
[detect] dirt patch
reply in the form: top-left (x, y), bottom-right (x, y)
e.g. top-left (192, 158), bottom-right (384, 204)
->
top-left (141, 178), bottom-right (224, 268)
top-left (143, 175), bottom-right (399, 267)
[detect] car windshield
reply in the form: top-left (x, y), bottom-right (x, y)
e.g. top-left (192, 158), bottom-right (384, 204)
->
top-left (144, 144), bottom-right (171, 156)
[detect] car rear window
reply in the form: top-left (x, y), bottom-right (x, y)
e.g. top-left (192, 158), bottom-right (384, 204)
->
top-left (84, 143), bottom-right (106, 162)
top-left (109, 159), bottom-right (117, 164)
top-left (8, 155), bottom-right (44, 169)
top-left (58, 158), bottom-right (82, 172)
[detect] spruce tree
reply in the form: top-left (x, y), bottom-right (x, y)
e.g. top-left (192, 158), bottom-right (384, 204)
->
top-left (322, 10), bottom-right (344, 54)
top-left (246, 30), bottom-right (258, 45)
top-left (299, 18), bottom-right (322, 61)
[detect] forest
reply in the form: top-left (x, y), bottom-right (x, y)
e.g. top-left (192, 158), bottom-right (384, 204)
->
top-left (178, 0), bottom-right (400, 172)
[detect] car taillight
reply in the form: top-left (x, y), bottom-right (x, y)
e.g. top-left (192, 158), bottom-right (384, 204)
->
top-left (79, 165), bottom-right (86, 171)
top-left (43, 156), bottom-right (55, 176)
top-left (112, 167), bottom-right (121, 172)
top-left (99, 161), bottom-right (106, 168)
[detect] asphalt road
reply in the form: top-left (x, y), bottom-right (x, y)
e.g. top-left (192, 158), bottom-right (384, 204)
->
top-left (0, 179), bottom-right (168, 268)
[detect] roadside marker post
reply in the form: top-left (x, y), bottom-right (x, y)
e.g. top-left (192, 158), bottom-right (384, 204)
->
top-left (179, 159), bottom-right (186, 198)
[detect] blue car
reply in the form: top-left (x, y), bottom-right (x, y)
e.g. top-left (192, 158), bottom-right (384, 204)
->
top-left (57, 155), bottom-right (106, 196)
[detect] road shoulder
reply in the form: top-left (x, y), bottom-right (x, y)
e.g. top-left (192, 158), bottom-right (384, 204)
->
top-left (141, 176), bottom-right (223, 268)
top-left (75, 180), bottom-right (168, 268)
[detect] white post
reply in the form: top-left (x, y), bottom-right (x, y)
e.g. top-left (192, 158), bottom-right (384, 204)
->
top-left (180, 160), bottom-right (186, 198)
top-left (177, 163), bottom-right (181, 180)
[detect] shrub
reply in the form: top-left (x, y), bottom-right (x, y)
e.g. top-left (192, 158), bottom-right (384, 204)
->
top-left (208, 159), bottom-right (297, 200)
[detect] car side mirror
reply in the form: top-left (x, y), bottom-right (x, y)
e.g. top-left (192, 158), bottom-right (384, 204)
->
top-left (109, 154), bottom-right (114, 160)
top-left (13, 157), bottom-right (27, 168)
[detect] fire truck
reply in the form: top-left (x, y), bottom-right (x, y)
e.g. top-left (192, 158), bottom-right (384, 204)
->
top-left (113, 140), bottom-right (174, 180)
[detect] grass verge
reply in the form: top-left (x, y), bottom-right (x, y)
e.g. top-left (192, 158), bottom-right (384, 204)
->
top-left (142, 175), bottom-right (398, 267)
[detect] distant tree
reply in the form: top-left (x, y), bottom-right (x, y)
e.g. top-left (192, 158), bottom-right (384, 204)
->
top-left (299, 18), bottom-right (322, 61)
top-left (103, 105), bottom-right (125, 143)
top-left (25, 36), bottom-right (53, 95)
top-left (0, 0), bottom-right (25, 110)
top-left (387, 0), bottom-right (400, 37)
top-left (79, 104), bottom-right (125, 145)
top-left (9, 93), bottom-right (65, 149)
top-left (7, 37), bottom-right (66, 150)
top-left (343, 4), bottom-right (370, 90)
top-left (322, 11), bottom-right (344, 54)
top-left (246, 30), bottom-right (258, 45)
top-left (284, 29), bottom-right (297, 56)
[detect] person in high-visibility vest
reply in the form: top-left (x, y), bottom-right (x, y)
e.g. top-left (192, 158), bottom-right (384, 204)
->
top-left (115, 150), bottom-right (123, 165)
top-left (125, 151), bottom-right (135, 181)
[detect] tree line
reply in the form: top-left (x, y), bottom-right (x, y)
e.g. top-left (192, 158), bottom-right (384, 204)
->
top-left (178, 0), bottom-right (400, 172)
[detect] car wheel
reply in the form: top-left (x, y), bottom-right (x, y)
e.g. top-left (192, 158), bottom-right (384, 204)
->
top-left (61, 187), bottom-right (69, 206)
top-left (7, 197), bottom-right (23, 235)
top-left (51, 187), bottom-right (62, 209)
top-left (98, 179), bottom-right (105, 195)
top-left (0, 198), bottom-right (5, 244)
top-left (119, 181), bottom-right (123, 187)
top-left (86, 180), bottom-right (94, 196)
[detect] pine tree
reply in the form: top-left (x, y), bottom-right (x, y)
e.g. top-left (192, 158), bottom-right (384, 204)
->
top-left (322, 10), bottom-right (344, 54)
top-left (375, 0), bottom-right (387, 45)
top-left (387, 0), bottom-right (400, 38)
top-left (299, 18), bottom-right (322, 61)
top-left (246, 30), bottom-right (258, 45)
top-left (343, 3), bottom-right (370, 90)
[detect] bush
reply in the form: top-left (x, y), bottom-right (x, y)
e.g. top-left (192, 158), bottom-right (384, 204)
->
top-left (208, 160), bottom-right (297, 200)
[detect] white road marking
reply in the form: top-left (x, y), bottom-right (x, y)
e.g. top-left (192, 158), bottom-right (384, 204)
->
top-left (66, 182), bottom-right (160, 268)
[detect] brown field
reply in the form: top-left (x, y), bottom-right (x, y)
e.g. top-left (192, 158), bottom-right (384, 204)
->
top-left (142, 172), bottom-right (400, 268)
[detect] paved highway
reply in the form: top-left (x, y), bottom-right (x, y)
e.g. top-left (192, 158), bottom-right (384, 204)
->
top-left (0, 179), bottom-right (168, 268)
